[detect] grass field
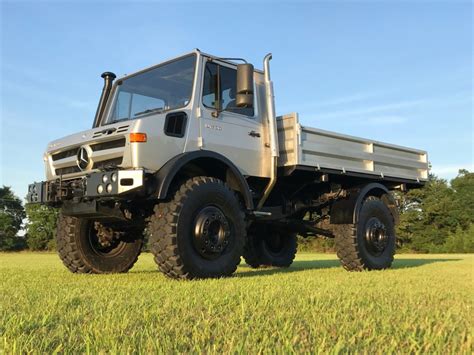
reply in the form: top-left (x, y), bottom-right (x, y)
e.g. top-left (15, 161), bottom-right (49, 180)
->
top-left (1, 252), bottom-right (472, 353)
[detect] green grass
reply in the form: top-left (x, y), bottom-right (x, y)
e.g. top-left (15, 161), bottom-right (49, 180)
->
top-left (1, 252), bottom-right (472, 353)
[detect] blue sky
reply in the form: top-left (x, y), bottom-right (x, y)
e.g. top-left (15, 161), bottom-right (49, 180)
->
top-left (1, 0), bottom-right (472, 199)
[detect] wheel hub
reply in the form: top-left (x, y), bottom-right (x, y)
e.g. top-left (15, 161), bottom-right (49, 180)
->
top-left (365, 218), bottom-right (389, 255)
top-left (193, 206), bottom-right (231, 259)
top-left (88, 222), bottom-right (125, 257)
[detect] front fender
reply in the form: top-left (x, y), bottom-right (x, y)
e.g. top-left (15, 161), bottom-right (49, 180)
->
top-left (153, 150), bottom-right (254, 210)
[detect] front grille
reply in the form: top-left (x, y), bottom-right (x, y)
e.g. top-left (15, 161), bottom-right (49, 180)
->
top-left (52, 138), bottom-right (126, 161)
top-left (91, 138), bottom-right (126, 151)
top-left (55, 166), bottom-right (81, 176)
top-left (52, 148), bottom-right (78, 161)
top-left (92, 158), bottom-right (123, 170)
top-left (51, 137), bottom-right (125, 176)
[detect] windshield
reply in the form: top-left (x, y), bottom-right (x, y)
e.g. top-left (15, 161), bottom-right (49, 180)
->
top-left (104, 54), bottom-right (196, 124)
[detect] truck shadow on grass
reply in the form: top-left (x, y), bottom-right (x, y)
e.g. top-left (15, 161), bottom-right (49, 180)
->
top-left (235, 257), bottom-right (461, 278)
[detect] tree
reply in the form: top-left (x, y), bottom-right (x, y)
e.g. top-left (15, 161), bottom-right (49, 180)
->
top-left (397, 170), bottom-right (474, 252)
top-left (449, 169), bottom-right (474, 229)
top-left (0, 186), bottom-right (26, 250)
top-left (443, 225), bottom-right (474, 253)
top-left (25, 204), bottom-right (59, 250)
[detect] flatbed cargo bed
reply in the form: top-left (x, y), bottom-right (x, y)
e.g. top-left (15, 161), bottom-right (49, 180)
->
top-left (277, 113), bottom-right (428, 183)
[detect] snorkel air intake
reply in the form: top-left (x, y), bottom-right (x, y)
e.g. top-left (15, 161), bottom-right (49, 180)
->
top-left (92, 71), bottom-right (116, 128)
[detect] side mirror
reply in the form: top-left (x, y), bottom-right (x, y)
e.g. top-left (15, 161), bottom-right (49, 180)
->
top-left (236, 63), bottom-right (254, 108)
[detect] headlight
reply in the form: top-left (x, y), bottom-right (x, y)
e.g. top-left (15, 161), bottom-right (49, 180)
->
top-left (111, 173), bottom-right (118, 183)
top-left (102, 174), bottom-right (108, 183)
top-left (97, 185), bottom-right (104, 194)
top-left (106, 184), bottom-right (113, 193)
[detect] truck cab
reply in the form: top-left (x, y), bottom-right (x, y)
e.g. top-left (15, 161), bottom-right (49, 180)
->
top-left (42, 51), bottom-right (269, 185)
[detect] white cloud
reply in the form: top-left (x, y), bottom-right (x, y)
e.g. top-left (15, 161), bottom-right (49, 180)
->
top-left (3, 79), bottom-right (94, 111)
top-left (314, 99), bottom-right (426, 120)
top-left (310, 92), bottom-right (383, 108)
top-left (431, 163), bottom-right (473, 180)
top-left (364, 115), bottom-right (407, 125)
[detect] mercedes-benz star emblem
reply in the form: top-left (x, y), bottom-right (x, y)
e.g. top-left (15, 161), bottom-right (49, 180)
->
top-left (76, 147), bottom-right (90, 171)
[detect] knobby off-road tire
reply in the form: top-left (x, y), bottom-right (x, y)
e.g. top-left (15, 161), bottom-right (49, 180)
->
top-left (148, 176), bottom-right (246, 280)
top-left (56, 214), bottom-right (143, 273)
top-left (334, 197), bottom-right (396, 271)
top-left (243, 223), bottom-right (297, 268)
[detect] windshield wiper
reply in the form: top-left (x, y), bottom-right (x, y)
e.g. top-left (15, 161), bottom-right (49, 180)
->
top-left (134, 107), bottom-right (165, 117)
top-left (110, 117), bottom-right (130, 124)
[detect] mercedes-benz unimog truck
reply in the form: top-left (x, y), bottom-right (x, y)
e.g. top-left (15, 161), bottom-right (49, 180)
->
top-left (27, 50), bottom-right (428, 279)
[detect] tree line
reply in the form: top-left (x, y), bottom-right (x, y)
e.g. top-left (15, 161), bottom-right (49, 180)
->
top-left (1, 170), bottom-right (473, 252)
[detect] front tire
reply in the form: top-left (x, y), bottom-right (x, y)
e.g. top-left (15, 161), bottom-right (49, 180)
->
top-left (148, 176), bottom-right (246, 279)
top-left (56, 214), bottom-right (143, 273)
top-left (334, 197), bottom-right (396, 271)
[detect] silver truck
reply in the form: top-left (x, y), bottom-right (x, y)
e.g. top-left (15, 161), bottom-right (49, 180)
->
top-left (27, 50), bottom-right (428, 279)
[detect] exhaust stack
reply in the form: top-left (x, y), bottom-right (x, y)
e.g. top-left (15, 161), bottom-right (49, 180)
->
top-left (257, 53), bottom-right (279, 210)
top-left (92, 71), bottom-right (116, 128)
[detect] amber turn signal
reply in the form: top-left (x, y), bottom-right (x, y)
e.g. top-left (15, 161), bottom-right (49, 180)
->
top-left (129, 133), bottom-right (147, 143)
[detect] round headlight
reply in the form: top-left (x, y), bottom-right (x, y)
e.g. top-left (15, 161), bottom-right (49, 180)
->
top-left (111, 173), bottom-right (118, 183)
top-left (97, 185), bottom-right (104, 194)
top-left (106, 184), bottom-right (113, 193)
top-left (102, 174), bottom-right (108, 183)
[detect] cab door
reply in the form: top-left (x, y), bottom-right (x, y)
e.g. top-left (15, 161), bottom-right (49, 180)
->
top-left (199, 60), bottom-right (265, 177)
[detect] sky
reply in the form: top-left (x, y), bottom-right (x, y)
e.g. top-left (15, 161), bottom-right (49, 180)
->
top-left (1, 0), bottom-right (472, 199)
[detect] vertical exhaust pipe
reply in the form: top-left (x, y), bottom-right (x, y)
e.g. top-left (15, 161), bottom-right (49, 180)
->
top-left (257, 53), bottom-right (279, 210)
top-left (92, 71), bottom-right (116, 128)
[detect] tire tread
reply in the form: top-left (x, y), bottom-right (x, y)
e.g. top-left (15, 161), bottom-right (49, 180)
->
top-left (148, 176), bottom-right (245, 279)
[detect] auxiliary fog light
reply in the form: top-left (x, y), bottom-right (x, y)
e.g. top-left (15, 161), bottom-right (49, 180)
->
top-left (111, 173), bottom-right (118, 183)
top-left (97, 185), bottom-right (104, 194)
top-left (102, 174), bottom-right (108, 183)
top-left (106, 184), bottom-right (113, 193)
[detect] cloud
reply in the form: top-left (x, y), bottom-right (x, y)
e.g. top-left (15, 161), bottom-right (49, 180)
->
top-left (364, 115), bottom-right (407, 125)
top-left (3, 79), bottom-right (94, 111)
top-left (314, 98), bottom-right (426, 120)
top-left (277, 91), bottom-right (387, 115)
top-left (309, 90), bottom-right (472, 123)
top-left (310, 92), bottom-right (383, 108)
top-left (431, 163), bottom-right (473, 179)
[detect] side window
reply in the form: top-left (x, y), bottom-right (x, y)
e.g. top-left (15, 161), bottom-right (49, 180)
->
top-left (202, 62), bottom-right (218, 109)
top-left (202, 62), bottom-right (254, 117)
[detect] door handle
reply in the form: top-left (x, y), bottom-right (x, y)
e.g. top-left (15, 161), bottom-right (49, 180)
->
top-left (249, 131), bottom-right (261, 138)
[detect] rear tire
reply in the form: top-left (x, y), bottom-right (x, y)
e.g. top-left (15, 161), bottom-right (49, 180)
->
top-left (334, 197), bottom-right (396, 271)
top-left (243, 223), bottom-right (297, 268)
top-left (56, 214), bottom-right (143, 273)
top-left (148, 176), bottom-right (246, 279)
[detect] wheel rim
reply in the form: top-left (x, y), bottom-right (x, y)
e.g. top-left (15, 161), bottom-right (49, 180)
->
top-left (87, 222), bottom-right (126, 257)
top-left (364, 217), bottom-right (389, 256)
top-left (193, 206), bottom-right (231, 260)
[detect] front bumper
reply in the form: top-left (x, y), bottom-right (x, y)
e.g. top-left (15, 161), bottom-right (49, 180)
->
top-left (27, 169), bottom-right (144, 204)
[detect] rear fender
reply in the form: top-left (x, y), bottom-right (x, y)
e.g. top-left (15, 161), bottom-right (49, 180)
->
top-left (330, 183), bottom-right (399, 224)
